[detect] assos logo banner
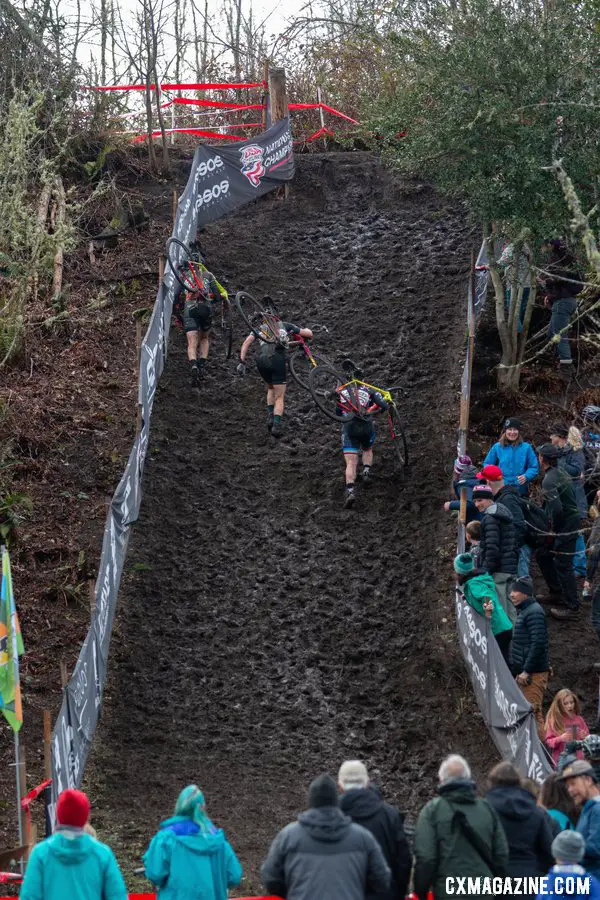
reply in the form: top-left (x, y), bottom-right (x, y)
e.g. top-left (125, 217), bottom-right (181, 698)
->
top-left (240, 144), bottom-right (266, 187)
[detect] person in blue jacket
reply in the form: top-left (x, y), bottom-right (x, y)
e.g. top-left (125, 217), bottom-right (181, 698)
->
top-left (20, 788), bottom-right (127, 900)
top-left (143, 784), bottom-right (242, 900)
top-left (537, 830), bottom-right (600, 900)
top-left (562, 761), bottom-right (600, 879)
top-left (483, 417), bottom-right (539, 496)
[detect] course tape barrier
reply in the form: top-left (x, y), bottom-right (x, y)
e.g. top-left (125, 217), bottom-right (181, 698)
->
top-left (49, 118), bottom-right (294, 825)
top-left (454, 244), bottom-right (553, 780)
top-left (86, 81), bottom-right (266, 91)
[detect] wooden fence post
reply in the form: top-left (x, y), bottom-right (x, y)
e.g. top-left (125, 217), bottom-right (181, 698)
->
top-left (262, 59), bottom-right (270, 130)
top-left (172, 189), bottom-right (178, 225)
top-left (135, 317), bottom-right (143, 438)
top-left (268, 67), bottom-right (290, 200)
top-left (43, 710), bottom-right (52, 781)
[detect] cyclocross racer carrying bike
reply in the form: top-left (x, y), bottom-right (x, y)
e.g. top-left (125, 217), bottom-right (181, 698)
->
top-left (237, 308), bottom-right (312, 438)
top-left (180, 243), bottom-right (228, 386)
top-left (338, 379), bottom-right (388, 508)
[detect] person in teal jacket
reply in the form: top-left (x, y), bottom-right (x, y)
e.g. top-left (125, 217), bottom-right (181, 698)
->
top-left (484, 418), bottom-right (539, 496)
top-left (454, 552), bottom-right (513, 662)
top-left (143, 784), bottom-right (242, 900)
top-left (20, 788), bottom-right (127, 900)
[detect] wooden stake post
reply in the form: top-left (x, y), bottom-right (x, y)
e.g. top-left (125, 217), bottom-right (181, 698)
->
top-left (262, 59), bottom-right (270, 130)
top-left (268, 67), bottom-right (290, 199)
top-left (458, 250), bottom-right (477, 526)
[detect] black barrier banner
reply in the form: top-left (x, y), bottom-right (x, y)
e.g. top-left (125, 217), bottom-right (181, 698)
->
top-left (50, 121), bottom-right (294, 823)
top-left (455, 589), bottom-right (553, 780)
top-left (175, 117), bottom-right (293, 238)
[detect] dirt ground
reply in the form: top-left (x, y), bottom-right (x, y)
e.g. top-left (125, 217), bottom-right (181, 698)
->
top-left (77, 152), bottom-right (500, 893)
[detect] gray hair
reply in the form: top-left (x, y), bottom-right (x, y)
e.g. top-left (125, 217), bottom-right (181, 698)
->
top-left (438, 754), bottom-right (471, 784)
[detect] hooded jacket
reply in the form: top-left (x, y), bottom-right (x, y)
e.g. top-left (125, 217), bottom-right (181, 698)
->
top-left (19, 830), bottom-right (127, 900)
top-left (576, 796), bottom-right (600, 879)
top-left (414, 779), bottom-right (508, 900)
top-left (485, 785), bottom-right (553, 878)
top-left (541, 465), bottom-right (580, 534)
top-left (144, 817), bottom-right (242, 900)
top-left (587, 517), bottom-right (600, 584)
top-left (461, 571), bottom-right (513, 636)
top-left (483, 441), bottom-right (539, 495)
top-left (495, 484), bottom-right (527, 547)
top-left (261, 806), bottom-right (391, 900)
top-left (340, 787), bottom-right (411, 900)
top-left (537, 864), bottom-right (600, 900)
top-left (509, 598), bottom-right (549, 674)
top-left (479, 502), bottom-right (518, 575)
top-left (558, 445), bottom-right (588, 517)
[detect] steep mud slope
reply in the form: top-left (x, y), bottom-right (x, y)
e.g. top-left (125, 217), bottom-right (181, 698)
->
top-left (87, 152), bottom-right (497, 891)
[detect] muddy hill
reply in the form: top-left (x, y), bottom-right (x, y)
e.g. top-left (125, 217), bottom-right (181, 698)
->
top-left (78, 152), bottom-right (497, 891)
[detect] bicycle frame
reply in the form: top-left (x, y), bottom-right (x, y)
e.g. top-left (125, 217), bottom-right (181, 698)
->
top-left (287, 333), bottom-right (318, 365)
top-left (335, 379), bottom-right (395, 415)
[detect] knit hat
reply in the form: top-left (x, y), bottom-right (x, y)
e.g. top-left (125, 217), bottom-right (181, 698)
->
top-left (454, 455), bottom-right (473, 475)
top-left (454, 553), bottom-right (475, 575)
top-left (308, 774), bottom-right (339, 808)
top-left (56, 789), bottom-right (90, 828)
top-left (550, 423), bottom-right (569, 439)
top-left (537, 442), bottom-right (561, 460)
top-left (511, 576), bottom-right (534, 597)
top-left (504, 417), bottom-right (522, 430)
top-left (477, 464), bottom-right (503, 483)
top-left (338, 760), bottom-right (369, 790)
top-left (552, 830), bottom-right (585, 864)
top-left (472, 484), bottom-right (493, 501)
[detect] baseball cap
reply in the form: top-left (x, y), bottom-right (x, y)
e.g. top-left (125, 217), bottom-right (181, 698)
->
top-left (537, 442), bottom-right (561, 460)
top-left (338, 760), bottom-right (369, 790)
top-left (560, 760), bottom-right (597, 781)
top-left (477, 465), bottom-right (503, 482)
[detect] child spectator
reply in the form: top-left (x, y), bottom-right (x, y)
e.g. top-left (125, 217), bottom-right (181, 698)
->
top-left (539, 772), bottom-right (578, 834)
top-left (454, 553), bottom-right (513, 662)
top-left (537, 831), bottom-right (600, 900)
top-left (466, 520), bottom-right (482, 568)
top-left (483, 418), bottom-right (539, 496)
top-left (545, 690), bottom-right (590, 765)
top-left (444, 455), bottom-right (481, 521)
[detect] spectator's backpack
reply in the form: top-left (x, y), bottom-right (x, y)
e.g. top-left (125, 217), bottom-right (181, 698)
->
top-left (518, 496), bottom-right (551, 548)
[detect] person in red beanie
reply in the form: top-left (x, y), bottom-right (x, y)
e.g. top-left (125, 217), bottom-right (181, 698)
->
top-left (20, 788), bottom-right (127, 900)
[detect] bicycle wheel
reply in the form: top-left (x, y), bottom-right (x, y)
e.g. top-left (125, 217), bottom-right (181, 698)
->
top-left (234, 291), bottom-right (277, 343)
top-left (308, 365), bottom-right (357, 422)
top-left (166, 237), bottom-right (205, 293)
top-left (221, 297), bottom-right (233, 359)
top-left (387, 404), bottom-right (409, 469)
top-left (289, 348), bottom-right (330, 392)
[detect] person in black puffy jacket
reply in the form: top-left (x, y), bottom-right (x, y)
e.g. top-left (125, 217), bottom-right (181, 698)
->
top-left (485, 762), bottom-right (554, 893)
top-left (509, 576), bottom-right (550, 738)
top-left (261, 774), bottom-right (390, 900)
top-left (478, 464), bottom-right (529, 576)
top-left (338, 760), bottom-right (411, 900)
top-left (473, 483), bottom-right (518, 624)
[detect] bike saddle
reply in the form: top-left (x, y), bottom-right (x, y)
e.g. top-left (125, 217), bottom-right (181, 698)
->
top-left (341, 357), bottom-right (363, 378)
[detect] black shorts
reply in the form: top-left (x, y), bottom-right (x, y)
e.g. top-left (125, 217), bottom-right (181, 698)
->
top-left (183, 299), bottom-right (212, 334)
top-left (341, 418), bottom-right (376, 453)
top-left (256, 350), bottom-right (286, 386)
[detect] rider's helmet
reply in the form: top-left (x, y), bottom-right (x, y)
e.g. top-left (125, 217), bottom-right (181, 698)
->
top-left (583, 734), bottom-right (600, 760)
top-left (583, 405), bottom-right (600, 424)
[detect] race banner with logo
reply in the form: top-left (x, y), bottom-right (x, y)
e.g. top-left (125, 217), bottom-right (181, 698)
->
top-left (184, 116), bottom-right (293, 231)
top-left (50, 122), bottom-right (294, 822)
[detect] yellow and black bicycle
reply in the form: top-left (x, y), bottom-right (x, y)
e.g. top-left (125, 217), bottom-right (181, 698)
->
top-left (308, 364), bottom-right (409, 471)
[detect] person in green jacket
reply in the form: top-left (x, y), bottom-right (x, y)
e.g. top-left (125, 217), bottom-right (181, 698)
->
top-left (414, 754), bottom-right (509, 900)
top-left (454, 552), bottom-right (513, 663)
top-left (20, 788), bottom-right (127, 900)
top-left (143, 784), bottom-right (242, 900)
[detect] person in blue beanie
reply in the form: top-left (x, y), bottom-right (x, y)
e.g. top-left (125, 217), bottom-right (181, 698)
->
top-left (483, 418), bottom-right (539, 496)
top-left (144, 785), bottom-right (242, 900)
top-left (537, 830), bottom-right (600, 900)
top-left (20, 789), bottom-right (127, 900)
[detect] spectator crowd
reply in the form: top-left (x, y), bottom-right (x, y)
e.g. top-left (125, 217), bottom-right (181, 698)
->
top-left (19, 754), bottom-right (600, 900)
top-left (446, 407), bottom-right (600, 742)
